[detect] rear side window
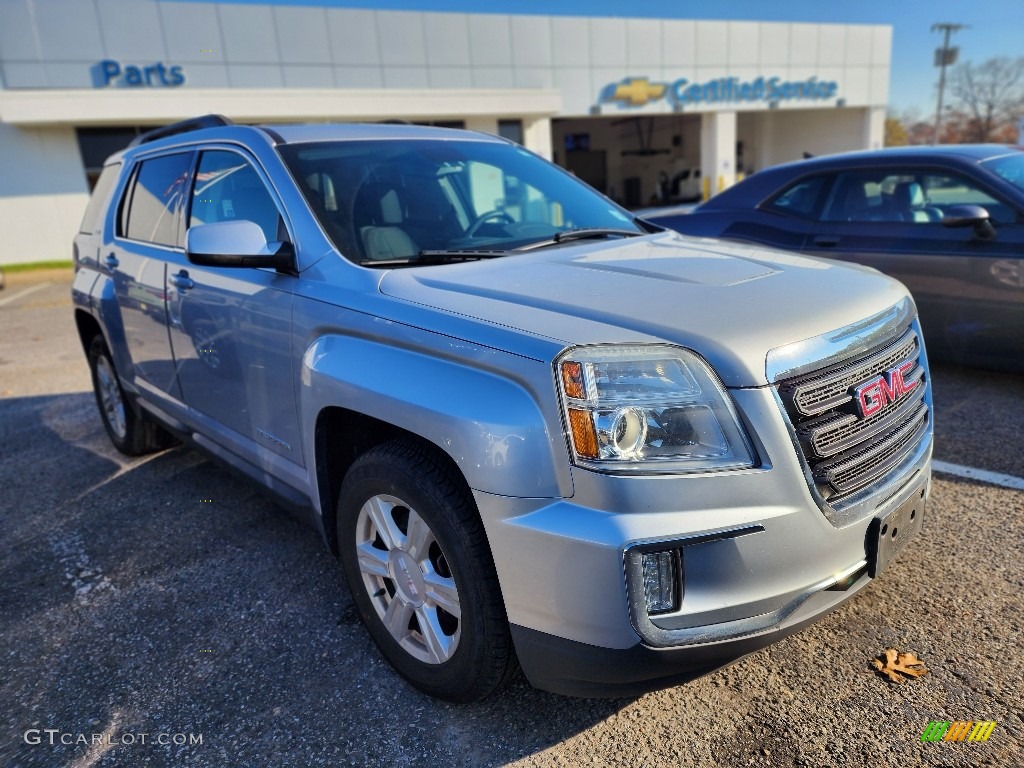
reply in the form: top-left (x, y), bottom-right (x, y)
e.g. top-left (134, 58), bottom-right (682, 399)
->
top-left (78, 163), bottom-right (121, 235)
top-left (766, 176), bottom-right (827, 219)
top-left (122, 152), bottom-right (193, 246)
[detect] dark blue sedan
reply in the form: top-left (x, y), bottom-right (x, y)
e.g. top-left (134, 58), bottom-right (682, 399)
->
top-left (646, 145), bottom-right (1024, 372)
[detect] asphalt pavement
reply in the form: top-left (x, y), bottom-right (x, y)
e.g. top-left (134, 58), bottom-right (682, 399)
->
top-left (1, 273), bottom-right (1021, 767)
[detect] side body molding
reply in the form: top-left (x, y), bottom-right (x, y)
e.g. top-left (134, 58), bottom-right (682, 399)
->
top-left (300, 334), bottom-right (571, 504)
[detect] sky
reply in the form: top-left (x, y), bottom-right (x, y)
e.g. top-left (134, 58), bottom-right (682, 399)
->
top-left (202, 0), bottom-right (1024, 116)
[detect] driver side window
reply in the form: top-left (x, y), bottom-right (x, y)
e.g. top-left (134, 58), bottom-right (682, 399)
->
top-left (919, 173), bottom-right (1011, 224)
top-left (190, 151), bottom-right (284, 243)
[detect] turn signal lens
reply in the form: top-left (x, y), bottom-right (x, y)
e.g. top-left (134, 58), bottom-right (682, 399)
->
top-left (567, 408), bottom-right (599, 459)
top-left (561, 361), bottom-right (586, 399)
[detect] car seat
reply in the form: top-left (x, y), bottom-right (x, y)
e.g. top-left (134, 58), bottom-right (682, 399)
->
top-left (355, 182), bottom-right (418, 260)
top-left (892, 182), bottom-right (941, 222)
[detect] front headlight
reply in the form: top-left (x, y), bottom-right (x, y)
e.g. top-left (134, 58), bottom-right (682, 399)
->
top-left (556, 345), bottom-right (756, 473)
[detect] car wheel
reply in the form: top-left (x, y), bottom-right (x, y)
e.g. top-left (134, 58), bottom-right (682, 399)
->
top-left (337, 438), bottom-right (517, 702)
top-left (87, 335), bottom-right (171, 456)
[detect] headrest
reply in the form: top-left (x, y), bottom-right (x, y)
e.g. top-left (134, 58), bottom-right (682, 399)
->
top-left (357, 182), bottom-right (405, 225)
top-left (894, 182), bottom-right (925, 208)
top-left (379, 189), bottom-right (402, 224)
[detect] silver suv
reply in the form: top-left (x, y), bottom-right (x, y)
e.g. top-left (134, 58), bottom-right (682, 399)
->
top-left (72, 116), bottom-right (933, 701)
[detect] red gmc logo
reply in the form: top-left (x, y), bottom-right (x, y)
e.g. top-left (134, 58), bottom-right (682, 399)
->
top-left (853, 361), bottom-right (919, 418)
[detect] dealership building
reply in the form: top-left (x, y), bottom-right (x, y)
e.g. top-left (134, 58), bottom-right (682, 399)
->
top-left (0, 0), bottom-right (892, 266)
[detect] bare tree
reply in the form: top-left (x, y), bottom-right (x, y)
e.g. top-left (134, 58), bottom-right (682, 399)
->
top-left (948, 56), bottom-right (1024, 142)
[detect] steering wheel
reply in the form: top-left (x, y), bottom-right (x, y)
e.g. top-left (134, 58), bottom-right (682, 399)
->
top-left (466, 209), bottom-right (515, 237)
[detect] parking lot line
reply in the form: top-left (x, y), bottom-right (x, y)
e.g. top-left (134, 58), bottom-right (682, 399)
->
top-left (0, 281), bottom-right (51, 307)
top-left (932, 460), bottom-right (1024, 491)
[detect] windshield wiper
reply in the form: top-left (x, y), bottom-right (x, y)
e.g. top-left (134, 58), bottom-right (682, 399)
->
top-left (358, 249), bottom-right (510, 267)
top-left (515, 228), bottom-right (643, 251)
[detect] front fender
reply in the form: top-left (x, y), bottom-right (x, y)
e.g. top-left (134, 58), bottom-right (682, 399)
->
top-left (300, 334), bottom-right (572, 500)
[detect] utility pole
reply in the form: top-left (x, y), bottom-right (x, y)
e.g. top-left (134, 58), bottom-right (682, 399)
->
top-left (931, 23), bottom-right (965, 145)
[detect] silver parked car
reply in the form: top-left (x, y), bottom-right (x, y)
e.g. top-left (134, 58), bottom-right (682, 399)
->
top-left (72, 116), bottom-right (933, 701)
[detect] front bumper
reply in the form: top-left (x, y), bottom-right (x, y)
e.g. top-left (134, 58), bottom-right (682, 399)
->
top-left (510, 564), bottom-right (869, 698)
top-left (472, 385), bottom-right (932, 696)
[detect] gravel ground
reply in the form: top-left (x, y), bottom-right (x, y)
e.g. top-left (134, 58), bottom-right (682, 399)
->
top-left (1, 276), bottom-right (1021, 768)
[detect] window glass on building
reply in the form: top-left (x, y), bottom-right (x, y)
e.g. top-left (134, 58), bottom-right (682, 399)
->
top-left (122, 152), bottom-right (193, 246)
top-left (498, 119), bottom-right (524, 145)
top-left (76, 127), bottom-right (145, 189)
top-left (190, 150), bottom-right (283, 243)
top-left (414, 120), bottom-right (466, 129)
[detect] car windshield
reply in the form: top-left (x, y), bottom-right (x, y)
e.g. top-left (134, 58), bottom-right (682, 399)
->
top-left (982, 152), bottom-right (1024, 195)
top-left (278, 138), bottom-right (642, 265)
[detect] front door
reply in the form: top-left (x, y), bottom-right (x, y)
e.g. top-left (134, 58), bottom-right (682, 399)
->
top-left (803, 168), bottom-right (1024, 368)
top-left (165, 148), bottom-right (303, 468)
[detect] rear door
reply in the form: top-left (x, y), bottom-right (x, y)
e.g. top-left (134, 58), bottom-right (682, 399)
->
top-left (804, 167), bottom-right (1024, 367)
top-left (106, 150), bottom-right (194, 402)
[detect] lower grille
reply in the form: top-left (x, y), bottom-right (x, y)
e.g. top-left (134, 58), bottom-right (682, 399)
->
top-left (776, 326), bottom-right (930, 502)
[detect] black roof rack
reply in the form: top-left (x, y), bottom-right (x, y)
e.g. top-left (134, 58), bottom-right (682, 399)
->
top-left (129, 114), bottom-right (234, 148)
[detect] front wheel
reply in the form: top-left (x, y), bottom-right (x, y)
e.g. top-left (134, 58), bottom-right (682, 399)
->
top-left (87, 335), bottom-right (171, 456)
top-left (336, 439), bottom-right (517, 702)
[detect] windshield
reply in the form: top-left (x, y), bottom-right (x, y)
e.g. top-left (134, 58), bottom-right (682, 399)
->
top-left (982, 152), bottom-right (1024, 195)
top-left (278, 139), bottom-right (642, 264)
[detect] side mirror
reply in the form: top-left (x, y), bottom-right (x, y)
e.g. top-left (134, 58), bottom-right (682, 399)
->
top-left (941, 204), bottom-right (996, 241)
top-left (186, 221), bottom-right (296, 272)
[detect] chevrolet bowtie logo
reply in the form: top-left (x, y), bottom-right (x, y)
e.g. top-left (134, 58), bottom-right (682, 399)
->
top-left (609, 77), bottom-right (667, 106)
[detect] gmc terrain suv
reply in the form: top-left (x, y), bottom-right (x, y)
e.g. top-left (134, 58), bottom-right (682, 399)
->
top-left (72, 116), bottom-right (933, 701)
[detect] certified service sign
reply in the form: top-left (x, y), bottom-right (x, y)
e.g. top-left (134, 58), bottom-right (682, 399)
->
top-left (604, 75), bottom-right (839, 108)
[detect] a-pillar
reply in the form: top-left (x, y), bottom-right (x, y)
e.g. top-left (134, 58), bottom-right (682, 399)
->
top-left (699, 110), bottom-right (737, 200)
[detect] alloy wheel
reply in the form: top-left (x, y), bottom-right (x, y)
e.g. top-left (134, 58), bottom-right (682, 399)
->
top-left (355, 494), bottom-right (461, 665)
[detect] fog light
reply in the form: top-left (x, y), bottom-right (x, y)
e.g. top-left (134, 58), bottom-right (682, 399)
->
top-left (641, 550), bottom-right (679, 615)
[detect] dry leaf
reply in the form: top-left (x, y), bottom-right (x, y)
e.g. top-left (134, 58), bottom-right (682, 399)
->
top-left (871, 648), bottom-right (928, 683)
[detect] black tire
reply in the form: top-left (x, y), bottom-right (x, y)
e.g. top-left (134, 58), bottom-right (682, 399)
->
top-left (87, 335), bottom-right (171, 456)
top-left (337, 438), bottom-right (517, 702)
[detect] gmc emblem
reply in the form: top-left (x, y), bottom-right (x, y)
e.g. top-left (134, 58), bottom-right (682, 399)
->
top-left (853, 361), bottom-right (919, 419)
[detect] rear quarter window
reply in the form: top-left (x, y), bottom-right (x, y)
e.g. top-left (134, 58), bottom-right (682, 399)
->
top-left (78, 163), bottom-right (121, 235)
top-left (765, 176), bottom-right (827, 219)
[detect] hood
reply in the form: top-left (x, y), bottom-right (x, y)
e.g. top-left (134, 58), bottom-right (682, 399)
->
top-left (378, 232), bottom-right (910, 387)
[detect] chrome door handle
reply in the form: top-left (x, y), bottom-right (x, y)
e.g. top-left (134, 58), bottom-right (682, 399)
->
top-left (104, 253), bottom-right (119, 269)
top-left (169, 270), bottom-right (195, 290)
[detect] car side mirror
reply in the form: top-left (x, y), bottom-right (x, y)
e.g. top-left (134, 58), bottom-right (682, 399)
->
top-left (186, 221), bottom-right (296, 272)
top-left (941, 204), bottom-right (996, 241)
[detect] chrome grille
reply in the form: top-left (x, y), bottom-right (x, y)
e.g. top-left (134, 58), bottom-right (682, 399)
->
top-left (776, 326), bottom-right (930, 501)
top-left (785, 330), bottom-right (919, 417)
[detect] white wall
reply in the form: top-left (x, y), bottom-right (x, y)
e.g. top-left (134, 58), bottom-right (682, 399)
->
top-left (0, 123), bottom-right (88, 266)
top-left (753, 108), bottom-right (874, 170)
top-left (0, 3), bottom-right (890, 117)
